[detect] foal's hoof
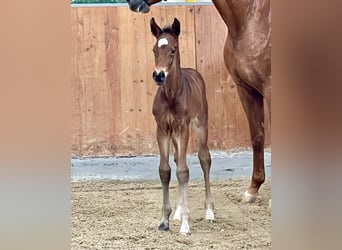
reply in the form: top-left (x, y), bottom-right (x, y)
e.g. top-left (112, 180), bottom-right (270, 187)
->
top-left (179, 222), bottom-right (190, 235)
top-left (158, 222), bottom-right (169, 231)
top-left (180, 231), bottom-right (191, 236)
top-left (242, 190), bottom-right (257, 203)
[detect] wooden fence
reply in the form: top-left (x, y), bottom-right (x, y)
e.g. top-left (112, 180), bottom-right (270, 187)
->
top-left (71, 5), bottom-right (270, 157)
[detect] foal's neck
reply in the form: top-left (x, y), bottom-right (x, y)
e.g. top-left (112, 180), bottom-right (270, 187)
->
top-left (163, 59), bottom-right (182, 101)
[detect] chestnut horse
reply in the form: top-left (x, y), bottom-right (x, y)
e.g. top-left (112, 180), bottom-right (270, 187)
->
top-left (150, 17), bottom-right (214, 234)
top-left (128, 0), bottom-right (271, 203)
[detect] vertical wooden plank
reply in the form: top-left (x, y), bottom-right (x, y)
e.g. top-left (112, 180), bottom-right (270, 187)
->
top-left (115, 7), bottom-right (159, 155)
top-left (133, 9), bottom-right (156, 155)
top-left (104, 7), bottom-right (121, 155)
top-left (116, 8), bottom-right (135, 155)
top-left (77, 7), bottom-right (114, 156)
top-left (71, 8), bottom-right (82, 156)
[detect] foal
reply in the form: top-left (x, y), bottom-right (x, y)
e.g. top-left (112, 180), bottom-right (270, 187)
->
top-left (150, 17), bottom-right (214, 235)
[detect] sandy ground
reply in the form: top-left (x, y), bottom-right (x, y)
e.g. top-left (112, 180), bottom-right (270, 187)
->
top-left (72, 178), bottom-right (271, 249)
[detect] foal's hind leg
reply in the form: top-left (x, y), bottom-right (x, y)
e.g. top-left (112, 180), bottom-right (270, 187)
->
top-left (193, 119), bottom-right (214, 221)
top-left (236, 85), bottom-right (265, 203)
top-left (156, 127), bottom-right (172, 231)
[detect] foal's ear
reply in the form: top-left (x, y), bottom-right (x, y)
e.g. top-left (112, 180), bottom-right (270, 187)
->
top-left (172, 18), bottom-right (181, 37)
top-left (150, 17), bottom-right (162, 38)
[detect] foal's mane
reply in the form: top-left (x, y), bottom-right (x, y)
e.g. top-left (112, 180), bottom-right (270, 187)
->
top-left (162, 26), bottom-right (172, 33)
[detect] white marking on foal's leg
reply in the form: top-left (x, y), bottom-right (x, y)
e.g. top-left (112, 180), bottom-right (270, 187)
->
top-left (180, 216), bottom-right (190, 235)
top-left (173, 206), bottom-right (182, 221)
top-left (205, 208), bottom-right (215, 221)
top-left (242, 190), bottom-right (257, 203)
top-left (173, 206), bottom-right (191, 234)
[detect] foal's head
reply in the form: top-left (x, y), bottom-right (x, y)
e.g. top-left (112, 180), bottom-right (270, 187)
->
top-left (150, 17), bottom-right (180, 85)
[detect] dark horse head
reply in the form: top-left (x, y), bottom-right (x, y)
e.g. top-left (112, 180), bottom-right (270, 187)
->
top-left (127, 0), bottom-right (162, 13)
top-left (150, 17), bottom-right (181, 85)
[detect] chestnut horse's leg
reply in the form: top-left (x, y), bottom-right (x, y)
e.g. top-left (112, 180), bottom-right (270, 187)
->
top-left (264, 79), bottom-right (271, 207)
top-left (156, 126), bottom-right (172, 231)
top-left (171, 126), bottom-right (190, 235)
top-left (264, 79), bottom-right (271, 126)
top-left (236, 85), bottom-right (266, 203)
top-left (193, 118), bottom-right (214, 221)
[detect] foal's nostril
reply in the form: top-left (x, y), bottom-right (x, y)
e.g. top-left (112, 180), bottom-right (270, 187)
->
top-left (159, 71), bottom-right (165, 79)
top-left (153, 71), bottom-right (166, 85)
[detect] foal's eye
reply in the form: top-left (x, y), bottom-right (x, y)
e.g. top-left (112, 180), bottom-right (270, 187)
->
top-left (171, 47), bottom-right (177, 55)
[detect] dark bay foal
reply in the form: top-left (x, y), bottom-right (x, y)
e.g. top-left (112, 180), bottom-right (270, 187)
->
top-left (150, 17), bottom-right (214, 235)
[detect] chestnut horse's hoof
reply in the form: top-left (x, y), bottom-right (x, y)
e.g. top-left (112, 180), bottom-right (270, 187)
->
top-left (242, 190), bottom-right (257, 203)
top-left (158, 222), bottom-right (170, 231)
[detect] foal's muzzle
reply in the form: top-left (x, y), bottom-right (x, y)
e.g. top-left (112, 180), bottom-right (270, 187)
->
top-left (127, 0), bottom-right (150, 13)
top-left (153, 70), bottom-right (166, 85)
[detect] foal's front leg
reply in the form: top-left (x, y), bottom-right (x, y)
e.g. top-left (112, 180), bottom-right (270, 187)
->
top-left (156, 127), bottom-right (172, 231)
top-left (172, 126), bottom-right (191, 235)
